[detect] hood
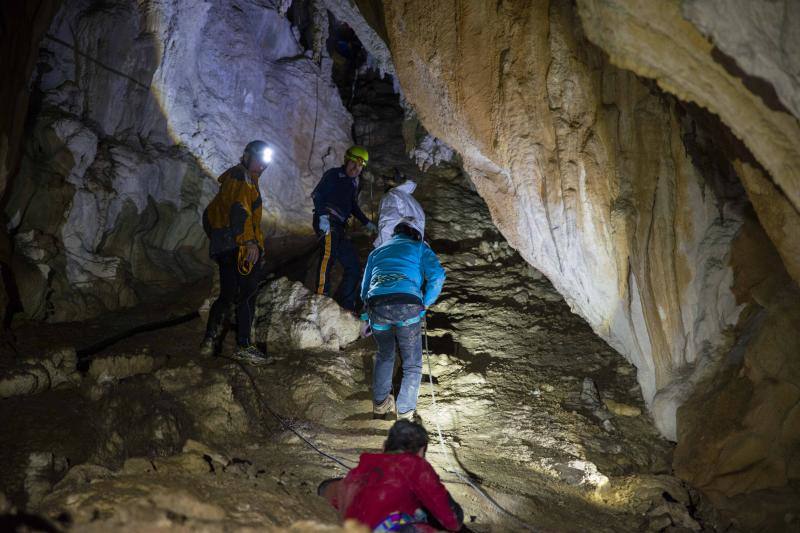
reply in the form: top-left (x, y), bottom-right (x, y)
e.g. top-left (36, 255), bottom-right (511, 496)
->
top-left (394, 179), bottom-right (417, 194)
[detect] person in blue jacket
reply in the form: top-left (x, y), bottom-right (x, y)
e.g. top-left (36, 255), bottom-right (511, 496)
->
top-left (360, 218), bottom-right (446, 420)
top-left (312, 146), bottom-right (376, 311)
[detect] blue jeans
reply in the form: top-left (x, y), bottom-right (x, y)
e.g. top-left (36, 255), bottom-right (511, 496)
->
top-left (369, 303), bottom-right (424, 414)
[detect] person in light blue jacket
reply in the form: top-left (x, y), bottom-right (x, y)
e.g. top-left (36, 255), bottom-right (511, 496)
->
top-left (360, 218), bottom-right (446, 421)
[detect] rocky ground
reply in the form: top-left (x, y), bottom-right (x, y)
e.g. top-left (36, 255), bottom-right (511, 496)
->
top-left (0, 138), bottom-right (719, 532)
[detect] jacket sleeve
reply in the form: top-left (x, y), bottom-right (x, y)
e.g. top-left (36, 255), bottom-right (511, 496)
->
top-left (420, 244), bottom-right (445, 307)
top-left (411, 460), bottom-right (462, 531)
top-left (360, 252), bottom-right (374, 304)
top-left (312, 171), bottom-right (335, 214)
top-left (222, 178), bottom-right (259, 246)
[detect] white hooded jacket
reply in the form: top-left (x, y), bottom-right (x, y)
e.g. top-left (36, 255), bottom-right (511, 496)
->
top-left (373, 180), bottom-right (426, 247)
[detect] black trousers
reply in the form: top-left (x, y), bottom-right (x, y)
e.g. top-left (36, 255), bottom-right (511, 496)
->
top-left (205, 250), bottom-right (263, 346)
top-left (314, 226), bottom-right (360, 311)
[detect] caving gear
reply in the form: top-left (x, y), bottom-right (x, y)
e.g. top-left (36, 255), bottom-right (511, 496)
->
top-left (243, 139), bottom-right (273, 165)
top-left (373, 393), bottom-right (396, 420)
top-left (374, 180), bottom-right (426, 247)
top-left (202, 164), bottom-right (264, 258)
top-left (312, 165), bottom-right (373, 310)
top-left (344, 145), bottom-right (369, 167)
top-left (318, 214), bottom-right (331, 234)
top-left (332, 452), bottom-right (462, 531)
top-left (232, 344), bottom-right (268, 365)
top-left (360, 234), bottom-right (445, 309)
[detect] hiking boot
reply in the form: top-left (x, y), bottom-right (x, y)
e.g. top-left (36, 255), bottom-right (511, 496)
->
top-left (199, 336), bottom-right (216, 357)
top-left (397, 410), bottom-right (420, 423)
top-left (373, 394), bottom-right (396, 420)
top-left (232, 344), bottom-right (268, 366)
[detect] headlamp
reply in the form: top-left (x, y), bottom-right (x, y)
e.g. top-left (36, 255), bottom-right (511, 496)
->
top-left (262, 147), bottom-right (273, 164)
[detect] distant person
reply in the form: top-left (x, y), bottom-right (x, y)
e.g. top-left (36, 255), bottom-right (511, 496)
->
top-left (199, 140), bottom-right (272, 364)
top-left (374, 170), bottom-right (425, 248)
top-left (360, 220), bottom-right (445, 420)
top-left (319, 420), bottom-right (463, 532)
top-left (312, 145), bottom-right (377, 312)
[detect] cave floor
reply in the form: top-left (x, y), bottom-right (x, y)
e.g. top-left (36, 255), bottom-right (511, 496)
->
top-left (1, 167), bottom-right (709, 532)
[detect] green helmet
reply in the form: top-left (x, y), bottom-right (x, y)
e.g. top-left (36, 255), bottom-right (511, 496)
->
top-left (345, 145), bottom-right (369, 167)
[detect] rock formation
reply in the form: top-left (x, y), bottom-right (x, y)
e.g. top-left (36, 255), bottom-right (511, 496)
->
top-left (377, 0), bottom-right (800, 514)
top-left (3, 0), bottom-right (352, 321)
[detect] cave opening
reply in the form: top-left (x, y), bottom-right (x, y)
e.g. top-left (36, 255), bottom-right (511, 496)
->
top-left (1, 1), bottom-right (799, 531)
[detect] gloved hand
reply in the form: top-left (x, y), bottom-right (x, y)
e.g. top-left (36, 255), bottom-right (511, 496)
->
top-left (366, 221), bottom-right (377, 234)
top-left (319, 214), bottom-right (330, 234)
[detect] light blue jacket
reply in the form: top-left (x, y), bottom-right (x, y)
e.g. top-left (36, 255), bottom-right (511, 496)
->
top-left (360, 235), bottom-right (446, 308)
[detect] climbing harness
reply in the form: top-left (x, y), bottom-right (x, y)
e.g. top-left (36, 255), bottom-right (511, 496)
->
top-left (422, 319), bottom-right (540, 532)
top-left (362, 309), bottom-right (427, 332)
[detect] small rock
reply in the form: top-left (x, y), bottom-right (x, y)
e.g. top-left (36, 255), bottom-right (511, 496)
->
top-left (604, 399), bottom-right (642, 417)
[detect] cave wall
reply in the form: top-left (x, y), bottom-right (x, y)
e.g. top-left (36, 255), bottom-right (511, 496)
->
top-left (3, 0), bottom-right (352, 321)
top-left (0, 1), bottom-right (61, 325)
top-left (377, 0), bottom-right (800, 506)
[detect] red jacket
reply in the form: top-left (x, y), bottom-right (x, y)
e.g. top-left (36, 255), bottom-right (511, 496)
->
top-left (334, 452), bottom-right (460, 531)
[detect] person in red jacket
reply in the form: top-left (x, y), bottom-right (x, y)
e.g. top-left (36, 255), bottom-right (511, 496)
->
top-left (319, 420), bottom-right (464, 532)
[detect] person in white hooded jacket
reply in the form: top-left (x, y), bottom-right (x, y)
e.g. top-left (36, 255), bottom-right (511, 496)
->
top-left (374, 177), bottom-right (426, 248)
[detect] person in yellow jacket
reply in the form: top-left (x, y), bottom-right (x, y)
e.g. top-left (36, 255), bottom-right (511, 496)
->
top-left (200, 140), bottom-right (271, 364)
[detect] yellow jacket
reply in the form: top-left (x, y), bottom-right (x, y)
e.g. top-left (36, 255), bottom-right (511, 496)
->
top-left (202, 164), bottom-right (264, 257)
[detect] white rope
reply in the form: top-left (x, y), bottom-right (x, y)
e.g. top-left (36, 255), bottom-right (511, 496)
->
top-left (423, 319), bottom-right (539, 532)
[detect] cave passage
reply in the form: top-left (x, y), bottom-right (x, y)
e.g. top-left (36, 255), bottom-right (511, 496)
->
top-left (2, 1), bottom-right (799, 532)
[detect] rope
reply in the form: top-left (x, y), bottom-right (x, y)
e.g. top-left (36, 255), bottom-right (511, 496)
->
top-left (422, 319), bottom-right (539, 532)
top-left (229, 357), bottom-right (357, 471)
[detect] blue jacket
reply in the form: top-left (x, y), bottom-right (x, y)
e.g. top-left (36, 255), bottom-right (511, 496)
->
top-left (361, 235), bottom-right (446, 308)
top-left (312, 166), bottom-right (370, 226)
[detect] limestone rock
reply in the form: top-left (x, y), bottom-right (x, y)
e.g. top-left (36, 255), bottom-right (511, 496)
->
top-left (604, 398), bottom-right (641, 418)
top-left (87, 351), bottom-right (157, 384)
top-left (4, 0), bottom-right (354, 321)
top-left (155, 363), bottom-right (250, 444)
top-left (575, 0), bottom-right (800, 285)
top-left (380, 0), bottom-right (748, 442)
top-left (0, 348), bottom-right (79, 398)
top-left (254, 277), bottom-right (361, 351)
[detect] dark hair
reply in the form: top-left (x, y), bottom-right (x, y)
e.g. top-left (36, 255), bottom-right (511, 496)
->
top-left (384, 420), bottom-right (429, 454)
top-left (393, 222), bottom-right (422, 241)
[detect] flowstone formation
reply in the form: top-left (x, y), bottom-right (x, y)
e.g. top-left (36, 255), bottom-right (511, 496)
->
top-left (374, 0), bottom-right (800, 521)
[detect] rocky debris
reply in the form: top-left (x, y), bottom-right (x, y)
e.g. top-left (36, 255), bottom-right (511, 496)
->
top-left (0, 348), bottom-right (79, 398)
top-left (581, 377), bottom-right (614, 426)
top-left (23, 452), bottom-right (68, 508)
top-left (155, 363), bottom-right (251, 445)
top-left (254, 277), bottom-right (361, 351)
top-left (87, 350), bottom-right (158, 383)
top-left (603, 398), bottom-right (641, 418)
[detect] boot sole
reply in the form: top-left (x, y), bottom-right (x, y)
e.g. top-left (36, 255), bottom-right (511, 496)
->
top-left (372, 412), bottom-right (396, 421)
